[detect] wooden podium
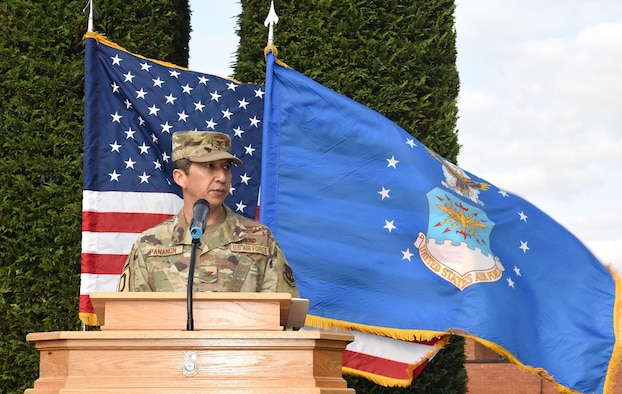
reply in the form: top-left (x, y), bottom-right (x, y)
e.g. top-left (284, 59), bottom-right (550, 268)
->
top-left (25, 292), bottom-right (354, 393)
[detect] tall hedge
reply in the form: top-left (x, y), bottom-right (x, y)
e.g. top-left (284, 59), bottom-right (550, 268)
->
top-left (0, 1), bottom-right (190, 392)
top-left (236, 1), bottom-right (466, 393)
top-left (235, 0), bottom-right (460, 162)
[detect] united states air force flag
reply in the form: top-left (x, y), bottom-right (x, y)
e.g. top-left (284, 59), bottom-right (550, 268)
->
top-left (260, 50), bottom-right (621, 393)
top-left (81, 32), bottom-right (264, 325)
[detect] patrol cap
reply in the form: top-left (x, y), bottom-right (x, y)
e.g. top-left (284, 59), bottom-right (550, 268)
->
top-left (172, 131), bottom-right (243, 166)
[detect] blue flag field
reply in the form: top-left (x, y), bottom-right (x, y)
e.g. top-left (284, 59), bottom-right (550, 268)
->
top-left (260, 50), bottom-right (621, 393)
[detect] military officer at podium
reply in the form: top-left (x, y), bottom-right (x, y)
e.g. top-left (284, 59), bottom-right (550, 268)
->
top-left (117, 131), bottom-right (299, 297)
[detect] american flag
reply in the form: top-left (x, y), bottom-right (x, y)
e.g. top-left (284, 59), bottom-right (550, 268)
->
top-left (80, 32), bottom-right (264, 324)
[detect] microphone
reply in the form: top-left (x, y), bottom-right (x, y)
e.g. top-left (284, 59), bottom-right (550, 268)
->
top-left (189, 199), bottom-right (210, 240)
top-left (187, 198), bottom-right (209, 331)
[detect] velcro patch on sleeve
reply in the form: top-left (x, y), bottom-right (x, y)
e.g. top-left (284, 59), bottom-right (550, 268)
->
top-left (283, 264), bottom-right (296, 287)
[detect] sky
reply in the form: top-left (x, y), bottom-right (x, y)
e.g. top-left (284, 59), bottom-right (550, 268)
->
top-left (187, 1), bottom-right (622, 273)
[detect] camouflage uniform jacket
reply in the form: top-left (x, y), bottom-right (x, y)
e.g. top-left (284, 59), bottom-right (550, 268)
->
top-left (117, 205), bottom-right (299, 296)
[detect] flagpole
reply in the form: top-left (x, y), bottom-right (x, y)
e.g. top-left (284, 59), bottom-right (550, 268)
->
top-left (264, 0), bottom-right (279, 47)
top-left (81, 0), bottom-right (97, 331)
top-left (83, 0), bottom-right (96, 32)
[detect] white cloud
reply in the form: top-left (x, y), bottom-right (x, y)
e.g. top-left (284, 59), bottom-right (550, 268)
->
top-left (188, 2), bottom-right (240, 77)
top-left (456, 1), bottom-right (622, 272)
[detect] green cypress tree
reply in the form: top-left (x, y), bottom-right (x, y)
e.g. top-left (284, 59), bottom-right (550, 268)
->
top-left (235, 1), bottom-right (466, 393)
top-left (0, 1), bottom-right (190, 392)
top-left (95, 0), bottom-right (191, 67)
top-left (236, 0), bottom-right (460, 162)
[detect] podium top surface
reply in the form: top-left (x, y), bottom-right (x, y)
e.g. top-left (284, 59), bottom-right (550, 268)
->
top-left (27, 329), bottom-right (354, 342)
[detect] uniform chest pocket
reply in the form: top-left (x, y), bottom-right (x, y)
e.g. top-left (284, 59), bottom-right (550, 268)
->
top-left (198, 248), bottom-right (257, 292)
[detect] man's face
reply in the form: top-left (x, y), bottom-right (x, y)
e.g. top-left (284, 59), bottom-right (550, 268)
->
top-left (176, 159), bottom-right (233, 208)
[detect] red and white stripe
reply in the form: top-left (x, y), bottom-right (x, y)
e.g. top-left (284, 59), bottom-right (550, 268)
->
top-left (342, 330), bottom-right (442, 383)
top-left (80, 190), bottom-right (182, 319)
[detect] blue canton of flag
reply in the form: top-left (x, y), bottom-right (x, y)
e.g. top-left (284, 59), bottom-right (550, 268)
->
top-left (80, 32), bottom-right (264, 325)
top-left (261, 50), bottom-right (620, 393)
top-left (84, 32), bottom-right (264, 210)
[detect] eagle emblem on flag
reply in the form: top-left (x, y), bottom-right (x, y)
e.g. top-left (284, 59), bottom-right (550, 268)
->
top-left (415, 187), bottom-right (504, 290)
